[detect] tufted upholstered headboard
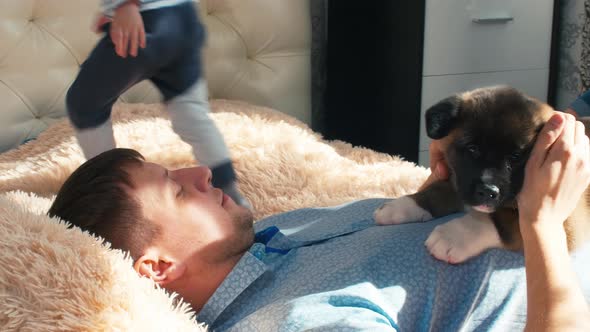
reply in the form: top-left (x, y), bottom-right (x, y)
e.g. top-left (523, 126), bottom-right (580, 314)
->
top-left (0, 0), bottom-right (311, 152)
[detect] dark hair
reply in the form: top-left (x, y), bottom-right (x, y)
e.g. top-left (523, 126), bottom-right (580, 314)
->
top-left (48, 148), bottom-right (160, 260)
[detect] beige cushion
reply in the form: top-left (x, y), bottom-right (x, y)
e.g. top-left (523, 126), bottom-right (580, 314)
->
top-left (0, 0), bottom-right (311, 152)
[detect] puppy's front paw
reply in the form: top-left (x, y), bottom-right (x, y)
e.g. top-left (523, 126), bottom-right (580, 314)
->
top-left (374, 196), bottom-right (432, 225)
top-left (425, 214), bottom-right (502, 264)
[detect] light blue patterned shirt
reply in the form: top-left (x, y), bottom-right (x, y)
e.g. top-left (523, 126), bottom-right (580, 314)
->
top-left (197, 198), bottom-right (590, 331)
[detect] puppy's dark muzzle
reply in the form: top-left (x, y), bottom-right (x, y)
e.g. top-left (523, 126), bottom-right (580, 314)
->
top-left (474, 183), bottom-right (500, 205)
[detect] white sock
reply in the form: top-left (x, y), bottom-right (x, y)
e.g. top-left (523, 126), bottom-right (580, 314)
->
top-left (74, 118), bottom-right (116, 160)
top-left (167, 78), bottom-right (231, 167)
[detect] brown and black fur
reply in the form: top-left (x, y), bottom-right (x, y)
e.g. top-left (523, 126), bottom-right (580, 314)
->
top-left (411, 86), bottom-right (590, 251)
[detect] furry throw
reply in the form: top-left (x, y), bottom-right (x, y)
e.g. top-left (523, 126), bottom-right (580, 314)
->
top-left (0, 100), bottom-right (429, 331)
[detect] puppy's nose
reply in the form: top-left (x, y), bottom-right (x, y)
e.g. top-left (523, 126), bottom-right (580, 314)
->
top-left (475, 184), bottom-right (500, 200)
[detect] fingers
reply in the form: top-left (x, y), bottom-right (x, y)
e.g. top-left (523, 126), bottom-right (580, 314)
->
top-left (111, 27), bottom-right (123, 57)
top-left (110, 3), bottom-right (144, 58)
top-left (428, 140), bottom-right (442, 171)
top-left (129, 29), bottom-right (139, 57)
top-left (562, 113), bottom-right (576, 148)
top-left (120, 30), bottom-right (129, 57)
top-left (130, 24), bottom-right (146, 56)
top-left (139, 23), bottom-right (146, 49)
top-left (428, 140), bottom-right (449, 179)
top-left (434, 160), bottom-right (449, 180)
top-left (544, 113), bottom-right (577, 165)
top-left (420, 140), bottom-right (450, 190)
top-left (110, 26), bottom-right (129, 58)
top-left (574, 120), bottom-right (590, 180)
top-left (574, 120), bottom-right (588, 148)
top-left (110, 25), bottom-right (145, 58)
top-left (527, 112), bottom-right (566, 169)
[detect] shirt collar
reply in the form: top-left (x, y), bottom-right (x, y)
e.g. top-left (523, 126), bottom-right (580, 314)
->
top-left (196, 247), bottom-right (268, 325)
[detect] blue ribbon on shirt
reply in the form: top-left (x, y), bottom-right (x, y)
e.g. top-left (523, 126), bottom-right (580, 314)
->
top-left (254, 226), bottom-right (290, 255)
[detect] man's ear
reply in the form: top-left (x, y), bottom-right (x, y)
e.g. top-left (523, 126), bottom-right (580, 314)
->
top-left (133, 249), bottom-right (186, 286)
top-left (425, 95), bottom-right (462, 139)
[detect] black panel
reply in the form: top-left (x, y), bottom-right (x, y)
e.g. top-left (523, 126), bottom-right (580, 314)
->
top-left (547, 0), bottom-right (561, 107)
top-left (323, 1), bottom-right (426, 162)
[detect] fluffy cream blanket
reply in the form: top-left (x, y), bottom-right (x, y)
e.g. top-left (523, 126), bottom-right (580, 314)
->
top-left (0, 100), bottom-right (428, 331)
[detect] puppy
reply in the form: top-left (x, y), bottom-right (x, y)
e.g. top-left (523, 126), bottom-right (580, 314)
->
top-left (374, 86), bottom-right (590, 263)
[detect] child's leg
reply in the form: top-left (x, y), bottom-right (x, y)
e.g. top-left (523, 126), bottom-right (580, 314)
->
top-left (151, 2), bottom-right (250, 207)
top-left (73, 118), bottom-right (116, 160)
top-left (165, 79), bottom-right (232, 183)
top-left (164, 79), bottom-right (250, 208)
top-left (66, 36), bottom-right (151, 159)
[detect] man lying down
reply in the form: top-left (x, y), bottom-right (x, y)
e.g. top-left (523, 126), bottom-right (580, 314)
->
top-left (48, 116), bottom-right (590, 331)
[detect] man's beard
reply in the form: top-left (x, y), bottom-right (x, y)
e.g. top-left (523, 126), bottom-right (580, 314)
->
top-left (234, 206), bottom-right (254, 229)
top-left (232, 207), bottom-right (255, 247)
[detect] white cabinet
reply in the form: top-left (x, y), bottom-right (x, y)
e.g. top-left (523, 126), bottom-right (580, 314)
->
top-left (418, 0), bottom-right (555, 167)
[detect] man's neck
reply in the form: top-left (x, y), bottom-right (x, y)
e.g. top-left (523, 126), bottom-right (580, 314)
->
top-left (178, 252), bottom-right (246, 312)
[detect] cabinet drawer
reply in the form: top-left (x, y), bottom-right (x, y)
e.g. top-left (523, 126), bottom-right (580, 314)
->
top-left (422, 0), bottom-right (553, 76)
top-left (418, 69), bottom-right (550, 151)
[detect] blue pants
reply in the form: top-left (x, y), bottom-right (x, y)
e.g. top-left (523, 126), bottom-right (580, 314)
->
top-left (67, 2), bottom-right (204, 129)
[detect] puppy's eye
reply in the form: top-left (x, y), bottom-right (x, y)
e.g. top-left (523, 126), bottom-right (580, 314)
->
top-left (509, 152), bottom-right (521, 161)
top-left (466, 144), bottom-right (479, 155)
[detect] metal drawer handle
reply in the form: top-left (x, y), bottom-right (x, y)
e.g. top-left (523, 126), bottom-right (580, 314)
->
top-left (472, 16), bottom-right (514, 24)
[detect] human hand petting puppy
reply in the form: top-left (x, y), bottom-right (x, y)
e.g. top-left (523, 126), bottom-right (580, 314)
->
top-left (517, 112), bottom-right (590, 228)
top-left (93, 0), bottom-right (146, 58)
top-left (517, 112), bottom-right (590, 332)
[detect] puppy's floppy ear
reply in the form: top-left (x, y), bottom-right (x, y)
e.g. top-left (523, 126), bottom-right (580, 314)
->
top-left (425, 95), bottom-right (461, 139)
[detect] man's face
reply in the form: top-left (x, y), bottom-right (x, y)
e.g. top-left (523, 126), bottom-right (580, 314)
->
top-left (128, 161), bottom-right (254, 263)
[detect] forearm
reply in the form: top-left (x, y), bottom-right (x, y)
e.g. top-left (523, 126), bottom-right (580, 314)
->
top-left (521, 222), bottom-right (590, 331)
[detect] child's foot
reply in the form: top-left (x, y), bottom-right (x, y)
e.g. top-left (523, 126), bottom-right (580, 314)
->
top-left (223, 182), bottom-right (252, 210)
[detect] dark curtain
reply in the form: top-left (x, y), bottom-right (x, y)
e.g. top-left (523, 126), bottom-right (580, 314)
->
top-left (321, 1), bottom-right (425, 162)
top-left (310, 0), bottom-right (328, 132)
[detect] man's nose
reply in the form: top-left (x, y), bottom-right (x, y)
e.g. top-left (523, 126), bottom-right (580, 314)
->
top-left (173, 166), bottom-right (212, 191)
